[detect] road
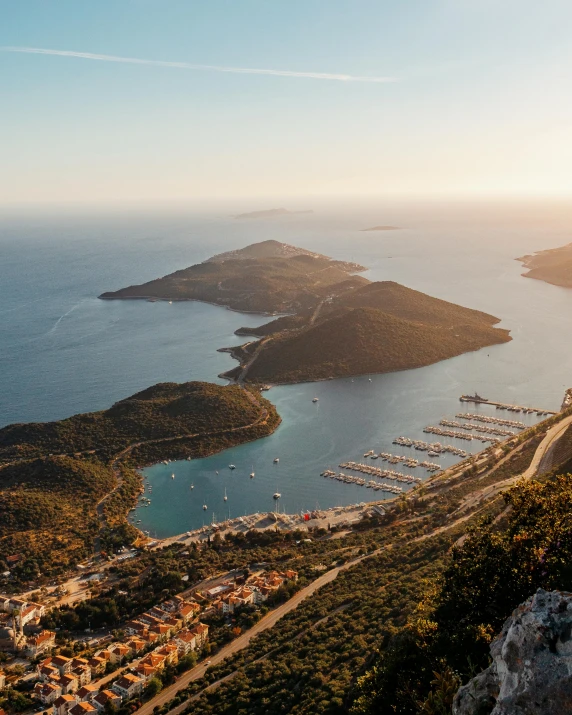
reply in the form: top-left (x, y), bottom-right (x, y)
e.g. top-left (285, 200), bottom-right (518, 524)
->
top-left (135, 548), bottom-right (381, 715)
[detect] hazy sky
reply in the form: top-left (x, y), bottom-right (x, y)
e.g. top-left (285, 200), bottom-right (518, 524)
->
top-left (2, 1), bottom-right (572, 204)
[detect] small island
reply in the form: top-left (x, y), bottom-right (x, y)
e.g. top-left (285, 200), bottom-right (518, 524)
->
top-left (361, 225), bottom-right (401, 232)
top-left (0, 382), bottom-right (279, 580)
top-left (517, 242), bottom-right (572, 289)
top-left (235, 208), bottom-right (313, 219)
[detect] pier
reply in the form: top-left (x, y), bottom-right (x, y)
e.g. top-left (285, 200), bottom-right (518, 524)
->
top-left (459, 394), bottom-right (556, 415)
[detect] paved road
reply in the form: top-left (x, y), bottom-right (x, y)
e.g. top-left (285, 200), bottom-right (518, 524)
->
top-left (135, 549), bottom-right (380, 715)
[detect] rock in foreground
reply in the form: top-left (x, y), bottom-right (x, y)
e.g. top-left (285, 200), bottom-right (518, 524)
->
top-left (453, 589), bottom-right (572, 715)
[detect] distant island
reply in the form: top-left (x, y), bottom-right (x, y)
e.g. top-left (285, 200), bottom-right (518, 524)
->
top-left (100, 239), bottom-right (367, 314)
top-left (100, 239), bottom-right (510, 385)
top-left (517, 242), bottom-right (572, 288)
top-left (235, 208), bottom-right (313, 219)
top-left (226, 281), bottom-right (511, 385)
top-left (361, 225), bottom-right (401, 232)
top-left (0, 382), bottom-right (279, 581)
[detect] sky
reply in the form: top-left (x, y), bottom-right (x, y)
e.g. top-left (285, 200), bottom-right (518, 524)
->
top-left (1, 0), bottom-right (572, 204)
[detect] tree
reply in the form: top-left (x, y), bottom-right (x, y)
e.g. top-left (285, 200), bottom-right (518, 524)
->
top-left (144, 678), bottom-right (163, 699)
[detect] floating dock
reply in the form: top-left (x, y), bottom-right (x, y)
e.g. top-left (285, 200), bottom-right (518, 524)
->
top-left (459, 395), bottom-right (556, 415)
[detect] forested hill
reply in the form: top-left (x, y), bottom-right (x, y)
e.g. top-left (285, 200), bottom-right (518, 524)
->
top-left (99, 240), bottom-right (367, 314)
top-left (0, 382), bottom-right (279, 583)
top-left (0, 382), bottom-right (277, 463)
top-left (239, 281), bottom-right (511, 384)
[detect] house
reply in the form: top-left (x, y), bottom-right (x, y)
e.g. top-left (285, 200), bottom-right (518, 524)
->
top-left (140, 631), bottom-right (159, 645)
top-left (26, 630), bottom-right (56, 656)
top-left (76, 685), bottom-right (99, 703)
top-left (150, 623), bottom-right (172, 640)
top-left (111, 673), bottom-right (143, 700)
top-left (38, 663), bottom-right (60, 682)
top-left (156, 643), bottom-right (178, 665)
top-left (60, 673), bottom-right (79, 694)
top-left (87, 657), bottom-right (106, 676)
top-left (69, 702), bottom-right (97, 715)
top-left (173, 629), bottom-right (197, 656)
top-left (124, 621), bottom-right (148, 637)
top-left (189, 623), bottom-right (209, 649)
top-left (53, 694), bottom-right (77, 715)
top-left (92, 690), bottom-right (121, 712)
top-left (125, 637), bottom-right (146, 655)
top-left (138, 652), bottom-right (166, 671)
top-left (109, 643), bottom-right (130, 665)
top-left (34, 681), bottom-right (62, 705)
top-left (51, 655), bottom-right (73, 676)
top-left (134, 663), bottom-right (158, 683)
top-left (178, 602), bottom-right (200, 623)
top-left (71, 665), bottom-right (91, 686)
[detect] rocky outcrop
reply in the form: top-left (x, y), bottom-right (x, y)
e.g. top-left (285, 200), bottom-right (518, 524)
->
top-left (453, 589), bottom-right (572, 714)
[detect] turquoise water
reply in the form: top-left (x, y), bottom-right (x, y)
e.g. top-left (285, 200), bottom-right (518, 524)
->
top-left (2, 200), bottom-right (572, 536)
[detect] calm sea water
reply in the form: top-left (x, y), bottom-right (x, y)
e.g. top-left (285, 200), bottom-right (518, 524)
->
top-left (1, 199), bottom-right (571, 536)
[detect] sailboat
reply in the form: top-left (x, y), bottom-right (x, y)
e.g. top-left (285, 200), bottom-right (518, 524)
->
top-left (202, 503), bottom-right (207, 511)
top-left (190, 483), bottom-right (194, 490)
top-left (224, 488), bottom-right (228, 502)
top-left (171, 473), bottom-right (175, 479)
top-left (250, 465), bottom-right (255, 479)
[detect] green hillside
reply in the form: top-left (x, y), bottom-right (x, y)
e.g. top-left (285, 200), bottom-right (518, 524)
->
top-left (242, 282), bottom-right (510, 384)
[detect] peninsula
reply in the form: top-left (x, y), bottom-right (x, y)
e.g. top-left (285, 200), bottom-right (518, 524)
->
top-left (99, 239), bottom-right (367, 313)
top-left (0, 382), bottom-right (279, 581)
top-left (228, 281), bottom-right (511, 384)
top-left (101, 239), bottom-right (510, 384)
top-left (234, 208), bottom-right (313, 219)
top-left (517, 242), bottom-right (572, 288)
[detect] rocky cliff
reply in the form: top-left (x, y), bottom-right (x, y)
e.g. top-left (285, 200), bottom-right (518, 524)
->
top-left (453, 589), bottom-right (572, 714)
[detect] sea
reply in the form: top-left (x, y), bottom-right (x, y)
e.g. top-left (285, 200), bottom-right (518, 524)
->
top-left (1, 198), bottom-right (571, 537)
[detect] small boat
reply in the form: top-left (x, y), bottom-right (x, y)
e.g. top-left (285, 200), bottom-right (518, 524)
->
top-left (186, 457), bottom-right (191, 461)
top-left (223, 489), bottom-right (228, 502)
top-left (216, 470), bottom-right (219, 475)
top-left (312, 397), bottom-right (319, 403)
top-left (171, 473), bottom-right (175, 479)
top-left (273, 493), bottom-right (281, 500)
top-left (273, 458), bottom-right (279, 464)
top-left (169, 301), bottom-right (173, 305)
top-left (229, 465), bottom-right (236, 470)
top-left (190, 483), bottom-right (194, 490)
top-left (203, 504), bottom-right (207, 511)
top-left (368, 378), bottom-right (372, 382)
top-left (250, 465), bottom-right (255, 478)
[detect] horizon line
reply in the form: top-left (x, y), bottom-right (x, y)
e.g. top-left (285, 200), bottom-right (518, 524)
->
top-left (0, 46), bottom-right (397, 84)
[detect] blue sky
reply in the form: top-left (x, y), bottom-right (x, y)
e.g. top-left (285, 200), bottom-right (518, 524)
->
top-left (1, 1), bottom-right (572, 203)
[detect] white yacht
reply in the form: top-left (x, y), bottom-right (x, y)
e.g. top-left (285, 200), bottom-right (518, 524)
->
top-left (273, 492), bottom-right (281, 500)
top-left (224, 489), bottom-right (228, 502)
top-left (273, 458), bottom-right (279, 464)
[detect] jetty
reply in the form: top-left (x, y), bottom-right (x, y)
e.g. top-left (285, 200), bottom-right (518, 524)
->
top-left (459, 394), bottom-right (555, 415)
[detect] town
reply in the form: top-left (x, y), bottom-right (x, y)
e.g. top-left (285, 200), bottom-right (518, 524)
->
top-left (0, 568), bottom-right (297, 715)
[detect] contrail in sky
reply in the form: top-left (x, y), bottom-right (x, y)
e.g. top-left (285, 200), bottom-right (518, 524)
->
top-left (1, 46), bottom-right (396, 83)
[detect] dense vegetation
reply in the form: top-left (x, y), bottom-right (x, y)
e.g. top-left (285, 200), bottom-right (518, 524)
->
top-left (0, 382), bottom-right (276, 463)
top-left (100, 240), bottom-right (367, 313)
top-left (354, 473), bottom-right (572, 714)
top-left (518, 241), bottom-right (572, 288)
top-left (0, 456), bottom-right (115, 580)
top-left (0, 382), bottom-right (279, 584)
top-left (243, 282), bottom-right (510, 384)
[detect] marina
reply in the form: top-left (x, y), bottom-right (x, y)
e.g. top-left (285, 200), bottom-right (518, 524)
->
top-left (423, 425), bottom-right (501, 443)
top-left (455, 413), bottom-right (526, 429)
top-left (439, 419), bottom-right (517, 437)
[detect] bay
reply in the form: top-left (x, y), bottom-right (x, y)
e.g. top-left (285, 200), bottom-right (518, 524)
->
top-left (1, 199), bottom-right (571, 537)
